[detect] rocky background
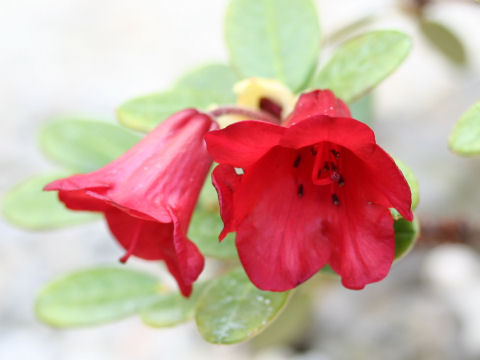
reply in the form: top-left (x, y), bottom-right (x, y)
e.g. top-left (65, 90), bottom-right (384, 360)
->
top-left (1, 0), bottom-right (480, 359)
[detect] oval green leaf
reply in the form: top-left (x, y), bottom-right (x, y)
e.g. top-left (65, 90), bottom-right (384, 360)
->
top-left (449, 101), bottom-right (480, 156)
top-left (36, 267), bottom-right (162, 327)
top-left (40, 119), bottom-right (141, 173)
top-left (140, 282), bottom-right (208, 328)
top-left (195, 268), bottom-right (290, 344)
top-left (225, 0), bottom-right (320, 92)
top-left (189, 208), bottom-right (238, 260)
top-left (394, 217), bottom-right (420, 260)
top-left (117, 64), bottom-right (238, 132)
top-left (420, 20), bottom-right (466, 65)
top-left (314, 30), bottom-right (412, 103)
top-left (2, 173), bottom-right (98, 230)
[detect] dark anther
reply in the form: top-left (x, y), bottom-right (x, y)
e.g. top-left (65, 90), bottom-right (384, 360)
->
top-left (338, 176), bottom-right (345, 187)
top-left (332, 194), bottom-right (340, 206)
top-left (317, 169), bottom-right (322, 178)
top-left (331, 172), bottom-right (341, 182)
top-left (330, 149), bottom-right (340, 159)
top-left (293, 155), bottom-right (302, 168)
top-left (323, 162), bottom-right (330, 171)
top-left (297, 184), bottom-right (304, 198)
top-left (330, 162), bottom-right (338, 172)
top-left (311, 147), bottom-right (317, 156)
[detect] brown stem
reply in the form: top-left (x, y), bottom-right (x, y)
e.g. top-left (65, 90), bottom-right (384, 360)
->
top-left (209, 106), bottom-right (281, 124)
top-left (417, 218), bottom-right (480, 250)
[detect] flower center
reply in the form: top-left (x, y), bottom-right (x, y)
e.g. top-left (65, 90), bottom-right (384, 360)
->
top-left (293, 143), bottom-right (345, 206)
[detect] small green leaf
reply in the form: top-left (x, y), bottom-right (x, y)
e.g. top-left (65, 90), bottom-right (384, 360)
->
top-left (195, 268), bottom-right (290, 344)
top-left (394, 158), bottom-right (419, 211)
top-left (449, 101), bottom-right (480, 156)
top-left (140, 282), bottom-right (208, 327)
top-left (36, 267), bottom-right (162, 327)
top-left (40, 119), bottom-right (141, 173)
top-left (314, 31), bottom-right (412, 103)
top-left (225, 0), bottom-right (320, 92)
top-left (2, 174), bottom-right (98, 230)
top-left (420, 20), bottom-right (466, 65)
top-left (394, 217), bottom-right (420, 260)
top-left (117, 64), bottom-right (238, 132)
top-left (189, 208), bottom-right (237, 260)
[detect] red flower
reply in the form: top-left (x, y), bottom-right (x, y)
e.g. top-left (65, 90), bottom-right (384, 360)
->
top-left (205, 90), bottom-right (413, 291)
top-left (45, 109), bottom-right (217, 296)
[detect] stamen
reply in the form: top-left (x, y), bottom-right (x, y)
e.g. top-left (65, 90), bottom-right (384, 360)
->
top-left (311, 147), bottom-right (317, 156)
top-left (330, 149), bottom-right (340, 159)
top-left (323, 162), bottom-right (330, 171)
top-left (330, 162), bottom-right (338, 172)
top-left (119, 222), bottom-right (142, 263)
top-left (293, 155), bottom-right (302, 168)
top-left (332, 194), bottom-right (340, 206)
top-left (338, 176), bottom-right (345, 187)
top-left (297, 184), bottom-right (304, 198)
top-left (317, 169), bottom-right (322, 178)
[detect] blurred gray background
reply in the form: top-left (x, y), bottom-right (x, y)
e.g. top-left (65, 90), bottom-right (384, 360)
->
top-left (1, 0), bottom-right (480, 359)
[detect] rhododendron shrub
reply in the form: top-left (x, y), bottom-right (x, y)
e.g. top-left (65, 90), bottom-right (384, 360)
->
top-left (2, 0), bottom-right (420, 345)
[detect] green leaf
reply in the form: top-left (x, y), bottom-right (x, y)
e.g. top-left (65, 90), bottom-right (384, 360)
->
top-left (2, 173), bottom-right (98, 230)
top-left (394, 158), bottom-right (419, 211)
top-left (225, 0), bottom-right (320, 92)
top-left (314, 31), bottom-right (412, 103)
top-left (420, 20), bottom-right (466, 65)
top-left (189, 208), bottom-right (238, 260)
top-left (36, 267), bottom-right (162, 327)
top-left (449, 101), bottom-right (480, 156)
top-left (195, 268), bottom-right (290, 344)
top-left (394, 217), bottom-right (420, 260)
top-left (40, 119), bottom-right (141, 173)
top-left (117, 64), bottom-right (238, 132)
top-left (140, 282), bottom-right (208, 327)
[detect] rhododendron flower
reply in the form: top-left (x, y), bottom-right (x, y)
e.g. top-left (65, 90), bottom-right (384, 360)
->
top-left (205, 90), bottom-right (413, 291)
top-left (45, 109), bottom-right (217, 296)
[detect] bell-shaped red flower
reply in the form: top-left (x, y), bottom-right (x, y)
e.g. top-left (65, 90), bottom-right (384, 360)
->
top-left (45, 109), bottom-right (217, 296)
top-left (205, 90), bottom-right (413, 291)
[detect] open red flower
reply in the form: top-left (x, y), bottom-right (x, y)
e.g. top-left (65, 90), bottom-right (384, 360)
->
top-left (45, 109), bottom-right (217, 296)
top-left (205, 90), bottom-right (413, 291)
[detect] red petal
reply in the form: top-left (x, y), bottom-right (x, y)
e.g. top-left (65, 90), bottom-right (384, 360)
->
top-left (211, 164), bottom-right (242, 240)
top-left (325, 149), bottom-right (397, 289)
top-left (105, 207), bottom-right (204, 297)
top-left (282, 115), bottom-right (376, 152)
top-left (232, 147), bottom-right (331, 291)
top-left (328, 203), bottom-right (395, 289)
top-left (349, 144), bottom-right (413, 221)
top-left (285, 90), bottom-right (351, 125)
top-left (205, 120), bottom-right (285, 168)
